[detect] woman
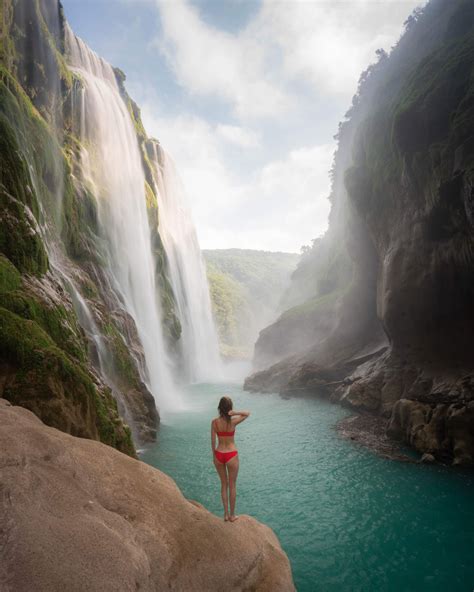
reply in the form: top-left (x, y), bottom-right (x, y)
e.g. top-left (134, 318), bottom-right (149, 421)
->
top-left (211, 396), bottom-right (250, 522)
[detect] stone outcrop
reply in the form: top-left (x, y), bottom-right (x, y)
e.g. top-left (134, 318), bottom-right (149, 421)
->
top-left (387, 397), bottom-right (474, 466)
top-left (246, 0), bottom-right (474, 466)
top-left (0, 399), bottom-right (295, 592)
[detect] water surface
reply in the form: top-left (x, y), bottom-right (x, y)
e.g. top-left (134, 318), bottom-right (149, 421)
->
top-left (141, 383), bottom-right (474, 591)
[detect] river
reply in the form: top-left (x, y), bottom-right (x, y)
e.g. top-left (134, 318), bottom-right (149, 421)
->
top-left (141, 381), bottom-right (474, 591)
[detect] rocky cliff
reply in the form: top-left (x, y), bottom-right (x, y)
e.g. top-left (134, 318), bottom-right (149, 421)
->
top-left (0, 399), bottom-right (295, 591)
top-left (246, 0), bottom-right (474, 466)
top-left (0, 0), bottom-right (185, 453)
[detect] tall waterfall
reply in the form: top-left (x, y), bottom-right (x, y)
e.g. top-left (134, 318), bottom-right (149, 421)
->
top-left (65, 27), bottom-right (177, 412)
top-left (149, 144), bottom-right (222, 383)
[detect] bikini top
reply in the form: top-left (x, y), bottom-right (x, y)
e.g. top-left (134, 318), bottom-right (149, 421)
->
top-left (214, 420), bottom-right (235, 437)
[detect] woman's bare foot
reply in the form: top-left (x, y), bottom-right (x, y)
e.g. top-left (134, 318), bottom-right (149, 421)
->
top-left (229, 515), bottom-right (239, 522)
top-left (224, 514), bottom-right (230, 521)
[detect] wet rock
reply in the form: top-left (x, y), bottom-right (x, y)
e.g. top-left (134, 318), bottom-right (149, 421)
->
top-left (336, 412), bottom-right (416, 462)
top-left (387, 398), bottom-right (474, 466)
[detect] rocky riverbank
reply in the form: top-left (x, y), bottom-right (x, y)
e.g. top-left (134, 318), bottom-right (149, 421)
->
top-left (336, 413), bottom-right (417, 463)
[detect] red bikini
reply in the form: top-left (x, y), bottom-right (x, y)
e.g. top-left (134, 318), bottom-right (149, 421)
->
top-left (214, 421), bottom-right (238, 464)
top-left (214, 449), bottom-right (238, 464)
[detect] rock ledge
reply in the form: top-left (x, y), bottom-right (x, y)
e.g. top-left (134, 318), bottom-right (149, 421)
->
top-left (0, 399), bottom-right (295, 592)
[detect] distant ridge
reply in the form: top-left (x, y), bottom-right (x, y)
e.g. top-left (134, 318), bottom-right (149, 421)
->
top-left (203, 249), bottom-right (299, 360)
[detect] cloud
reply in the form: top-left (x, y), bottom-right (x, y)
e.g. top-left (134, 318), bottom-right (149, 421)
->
top-left (216, 124), bottom-right (260, 148)
top-left (254, 0), bottom-right (424, 96)
top-left (155, 0), bottom-right (423, 120)
top-left (140, 105), bottom-right (334, 252)
top-left (154, 0), bottom-right (290, 119)
top-left (140, 0), bottom-right (423, 251)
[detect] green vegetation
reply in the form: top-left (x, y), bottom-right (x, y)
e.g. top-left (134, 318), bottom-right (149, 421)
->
top-left (344, 0), bottom-right (474, 219)
top-left (0, 287), bottom-right (87, 363)
top-left (0, 251), bottom-right (134, 455)
top-left (0, 1), bottom-right (15, 69)
top-left (204, 249), bottom-right (299, 358)
top-left (206, 264), bottom-right (248, 354)
top-left (153, 229), bottom-right (182, 344)
top-left (0, 9), bottom-right (137, 455)
top-left (0, 253), bottom-right (21, 293)
top-left (62, 170), bottom-right (103, 263)
top-left (103, 320), bottom-right (142, 390)
top-left (0, 304), bottom-right (134, 455)
top-left (8, 0), bottom-right (71, 124)
top-left (0, 78), bottom-right (49, 274)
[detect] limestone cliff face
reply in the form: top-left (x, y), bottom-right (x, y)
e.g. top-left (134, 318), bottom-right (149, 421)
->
top-left (0, 0), bottom-right (182, 452)
top-left (246, 0), bottom-right (474, 466)
top-left (0, 399), bottom-right (295, 592)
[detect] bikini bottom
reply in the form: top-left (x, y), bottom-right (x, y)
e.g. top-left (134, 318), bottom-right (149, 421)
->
top-left (214, 449), bottom-right (238, 464)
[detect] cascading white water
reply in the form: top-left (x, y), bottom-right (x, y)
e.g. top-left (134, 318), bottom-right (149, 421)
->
top-left (65, 26), bottom-right (178, 412)
top-left (149, 144), bottom-right (222, 382)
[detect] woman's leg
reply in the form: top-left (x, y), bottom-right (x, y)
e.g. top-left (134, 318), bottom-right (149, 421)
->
top-left (214, 457), bottom-right (229, 520)
top-left (227, 455), bottom-right (239, 521)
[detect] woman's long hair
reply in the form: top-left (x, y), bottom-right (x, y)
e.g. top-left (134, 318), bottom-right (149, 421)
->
top-left (218, 396), bottom-right (233, 426)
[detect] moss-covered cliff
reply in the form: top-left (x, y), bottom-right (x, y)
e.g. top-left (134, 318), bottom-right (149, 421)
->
top-left (0, 0), bottom-right (182, 454)
top-left (246, 0), bottom-right (474, 466)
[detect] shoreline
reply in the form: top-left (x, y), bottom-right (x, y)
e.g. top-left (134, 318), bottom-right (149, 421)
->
top-left (335, 413), bottom-right (420, 463)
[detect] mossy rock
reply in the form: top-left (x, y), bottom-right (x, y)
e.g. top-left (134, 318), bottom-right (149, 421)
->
top-left (0, 185), bottom-right (49, 275)
top-left (0, 68), bottom-right (70, 274)
top-left (0, 284), bottom-right (87, 364)
top-left (0, 305), bottom-right (134, 456)
top-left (61, 164), bottom-right (102, 263)
top-left (0, 253), bottom-right (21, 293)
top-left (10, 0), bottom-right (71, 123)
top-left (0, 0), bottom-right (16, 70)
top-left (103, 320), bottom-right (142, 391)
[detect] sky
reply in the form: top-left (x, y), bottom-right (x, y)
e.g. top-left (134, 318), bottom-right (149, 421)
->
top-left (61, 0), bottom-right (423, 253)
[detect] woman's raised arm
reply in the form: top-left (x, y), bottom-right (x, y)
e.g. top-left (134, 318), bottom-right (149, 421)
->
top-left (229, 410), bottom-right (250, 425)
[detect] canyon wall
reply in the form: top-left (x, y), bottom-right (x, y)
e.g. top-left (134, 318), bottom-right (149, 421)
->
top-left (0, 0), bottom-right (218, 453)
top-left (246, 0), bottom-right (474, 466)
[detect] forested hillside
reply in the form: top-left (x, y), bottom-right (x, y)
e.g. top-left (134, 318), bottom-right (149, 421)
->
top-left (203, 249), bottom-right (299, 359)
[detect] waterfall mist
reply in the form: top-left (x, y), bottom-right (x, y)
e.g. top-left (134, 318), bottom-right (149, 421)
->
top-left (66, 27), bottom-right (179, 413)
top-left (149, 143), bottom-right (222, 383)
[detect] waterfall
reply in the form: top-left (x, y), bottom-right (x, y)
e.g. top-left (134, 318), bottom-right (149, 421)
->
top-left (149, 144), bottom-right (222, 383)
top-left (65, 26), bottom-right (178, 412)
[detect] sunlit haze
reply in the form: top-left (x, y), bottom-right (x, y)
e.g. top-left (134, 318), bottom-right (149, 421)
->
top-left (62, 0), bottom-right (423, 252)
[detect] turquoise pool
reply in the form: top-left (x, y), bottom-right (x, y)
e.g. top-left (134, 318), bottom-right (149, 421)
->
top-left (141, 382), bottom-right (474, 591)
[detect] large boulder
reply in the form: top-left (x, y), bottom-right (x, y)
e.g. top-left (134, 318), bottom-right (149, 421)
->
top-left (0, 399), bottom-right (295, 591)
